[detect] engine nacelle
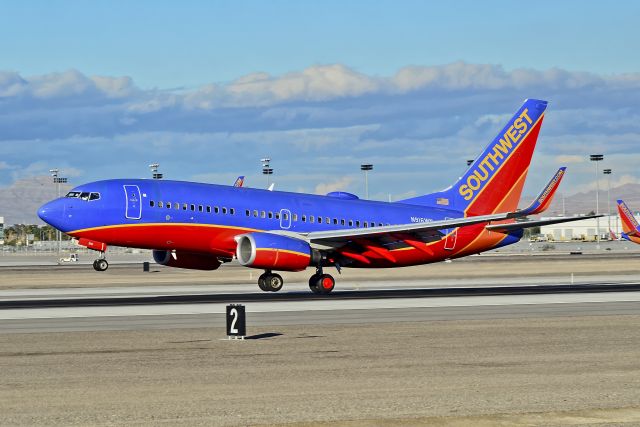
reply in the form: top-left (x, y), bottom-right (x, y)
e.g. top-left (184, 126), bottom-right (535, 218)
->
top-left (236, 232), bottom-right (312, 271)
top-left (152, 250), bottom-right (221, 271)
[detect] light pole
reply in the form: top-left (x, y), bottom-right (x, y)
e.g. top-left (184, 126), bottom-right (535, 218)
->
top-left (604, 168), bottom-right (612, 238)
top-left (149, 163), bottom-right (163, 179)
top-left (50, 169), bottom-right (67, 254)
top-left (261, 158), bottom-right (272, 187)
top-left (590, 154), bottom-right (603, 248)
top-left (360, 164), bottom-right (373, 199)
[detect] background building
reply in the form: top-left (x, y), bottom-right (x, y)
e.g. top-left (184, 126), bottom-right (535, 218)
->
top-left (540, 214), bottom-right (623, 241)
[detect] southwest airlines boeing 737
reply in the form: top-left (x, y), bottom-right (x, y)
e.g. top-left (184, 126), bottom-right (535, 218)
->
top-left (38, 99), bottom-right (595, 294)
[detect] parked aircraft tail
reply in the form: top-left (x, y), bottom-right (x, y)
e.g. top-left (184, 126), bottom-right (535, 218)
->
top-left (617, 199), bottom-right (640, 237)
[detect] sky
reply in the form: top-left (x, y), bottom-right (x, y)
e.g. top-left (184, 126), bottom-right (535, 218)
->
top-left (0, 1), bottom-right (639, 202)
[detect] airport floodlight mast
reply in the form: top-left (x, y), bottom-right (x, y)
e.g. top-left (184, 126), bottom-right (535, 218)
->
top-left (149, 163), bottom-right (163, 180)
top-left (590, 154), bottom-right (604, 248)
top-left (360, 164), bottom-right (373, 199)
top-left (604, 168), bottom-right (612, 235)
top-left (50, 169), bottom-right (67, 254)
top-left (261, 158), bottom-right (272, 187)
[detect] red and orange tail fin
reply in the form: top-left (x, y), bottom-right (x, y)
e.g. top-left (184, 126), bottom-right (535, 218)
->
top-left (518, 167), bottom-right (566, 215)
top-left (399, 99), bottom-right (548, 216)
top-left (617, 199), bottom-right (640, 237)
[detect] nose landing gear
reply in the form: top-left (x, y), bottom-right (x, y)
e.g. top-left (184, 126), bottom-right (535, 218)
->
top-left (92, 252), bottom-right (109, 271)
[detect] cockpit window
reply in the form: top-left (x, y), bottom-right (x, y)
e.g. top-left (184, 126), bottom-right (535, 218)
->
top-left (70, 191), bottom-right (100, 201)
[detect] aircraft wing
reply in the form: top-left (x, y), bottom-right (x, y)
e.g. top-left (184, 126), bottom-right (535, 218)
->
top-left (485, 214), bottom-right (602, 233)
top-left (301, 211), bottom-right (522, 247)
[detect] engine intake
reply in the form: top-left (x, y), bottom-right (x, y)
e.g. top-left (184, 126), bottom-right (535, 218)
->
top-left (236, 232), bottom-right (312, 271)
top-left (152, 250), bottom-right (221, 271)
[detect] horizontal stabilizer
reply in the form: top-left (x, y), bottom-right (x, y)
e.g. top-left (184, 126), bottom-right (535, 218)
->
top-left (485, 214), bottom-right (602, 233)
top-left (518, 167), bottom-right (566, 216)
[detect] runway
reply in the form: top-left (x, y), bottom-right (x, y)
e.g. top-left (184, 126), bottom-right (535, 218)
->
top-left (2, 282), bottom-right (640, 333)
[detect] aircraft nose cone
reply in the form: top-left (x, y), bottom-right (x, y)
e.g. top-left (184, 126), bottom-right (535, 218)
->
top-left (38, 200), bottom-right (64, 229)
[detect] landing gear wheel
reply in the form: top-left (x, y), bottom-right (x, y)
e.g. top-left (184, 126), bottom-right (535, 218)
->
top-left (309, 274), bottom-right (335, 294)
top-left (93, 259), bottom-right (108, 272)
top-left (308, 274), bottom-right (321, 294)
top-left (258, 273), bottom-right (269, 291)
top-left (264, 273), bottom-right (284, 292)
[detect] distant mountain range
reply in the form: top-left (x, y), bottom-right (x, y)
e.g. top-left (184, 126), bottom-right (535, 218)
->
top-left (1, 176), bottom-right (639, 225)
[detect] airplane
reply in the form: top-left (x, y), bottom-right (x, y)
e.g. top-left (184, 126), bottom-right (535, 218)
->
top-left (38, 98), bottom-right (598, 294)
top-left (233, 176), bottom-right (245, 188)
top-left (616, 200), bottom-right (640, 244)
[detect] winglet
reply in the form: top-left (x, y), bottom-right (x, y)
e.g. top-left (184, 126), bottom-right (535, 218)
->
top-left (617, 199), bottom-right (640, 237)
top-left (233, 176), bottom-right (245, 188)
top-left (518, 167), bottom-right (566, 216)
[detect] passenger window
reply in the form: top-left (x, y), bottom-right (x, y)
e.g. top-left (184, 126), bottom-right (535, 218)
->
top-left (326, 217), bottom-right (330, 224)
top-left (198, 205), bottom-right (203, 212)
top-left (317, 217), bottom-right (322, 224)
top-left (261, 211), bottom-right (266, 218)
top-left (253, 210), bottom-right (258, 217)
top-left (166, 202), bottom-right (172, 209)
top-left (275, 212), bottom-right (280, 219)
top-left (206, 206), bottom-right (211, 213)
top-left (245, 209), bottom-right (250, 216)
top-left (348, 220), bottom-right (353, 227)
top-left (293, 214), bottom-right (298, 221)
top-left (310, 216), bottom-right (315, 223)
top-left (268, 211), bottom-right (273, 219)
top-left (214, 206), bottom-right (219, 214)
top-left (283, 213), bottom-right (289, 220)
top-left (222, 207), bottom-right (227, 214)
top-left (356, 220), bottom-right (360, 227)
top-left (174, 203), bottom-right (179, 210)
top-left (190, 204), bottom-right (195, 211)
top-left (150, 201), bottom-right (155, 207)
top-left (363, 222), bottom-right (368, 228)
top-left (340, 219), bottom-right (345, 226)
top-left (89, 192), bottom-right (100, 201)
top-left (333, 218), bottom-right (338, 225)
top-left (301, 215), bottom-right (306, 222)
top-left (230, 208), bottom-right (235, 215)
top-left (182, 203), bottom-right (187, 210)
top-left (158, 201), bottom-right (164, 208)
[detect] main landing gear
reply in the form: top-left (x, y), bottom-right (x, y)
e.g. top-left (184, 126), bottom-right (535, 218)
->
top-left (255, 267), bottom-right (336, 294)
top-left (258, 271), bottom-right (284, 292)
top-left (308, 266), bottom-right (335, 295)
top-left (92, 252), bottom-right (109, 272)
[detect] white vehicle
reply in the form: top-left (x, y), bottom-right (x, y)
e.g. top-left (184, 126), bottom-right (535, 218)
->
top-left (58, 253), bottom-right (79, 264)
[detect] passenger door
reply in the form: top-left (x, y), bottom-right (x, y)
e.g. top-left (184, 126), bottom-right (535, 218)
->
top-left (280, 208), bottom-right (291, 229)
top-left (124, 185), bottom-right (142, 220)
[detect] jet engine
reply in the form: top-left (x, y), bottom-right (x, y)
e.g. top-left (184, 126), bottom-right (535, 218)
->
top-left (235, 232), bottom-right (315, 271)
top-left (152, 250), bottom-right (222, 271)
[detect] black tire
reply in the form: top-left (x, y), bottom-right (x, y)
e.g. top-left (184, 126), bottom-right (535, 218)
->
top-left (258, 273), bottom-right (269, 291)
top-left (316, 274), bottom-right (335, 294)
top-left (95, 259), bottom-right (109, 271)
top-left (92, 260), bottom-right (99, 271)
top-left (308, 274), bottom-right (321, 293)
top-left (266, 273), bottom-right (284, 292)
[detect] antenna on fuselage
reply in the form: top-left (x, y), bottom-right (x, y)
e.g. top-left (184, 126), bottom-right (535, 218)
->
top-left (149, 163), bottom-right (163, 180)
